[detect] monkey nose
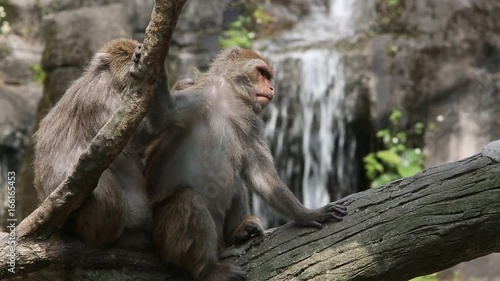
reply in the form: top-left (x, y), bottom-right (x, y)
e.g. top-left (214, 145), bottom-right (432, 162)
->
top-left (270, 86), bottom-right (274, 91)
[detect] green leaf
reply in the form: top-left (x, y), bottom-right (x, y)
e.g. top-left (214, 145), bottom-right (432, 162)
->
top-left (389, 109), bottom-right (402, 125)
top-left (371, 173), bottom-right (399, 188)
top-left (30, 64), bottom-right (45, 84)
top-left (402, 149), bottom-right (425, 167)
top-left (219, 16), bottom-right (253, 49)
top-left (386, 0), bottom-right (400, 6)
top-left (376, 129), bottom-right (390, 138)
top-left (414, 122), bottom-right (425, 135)
top-left (395, 132), bottom-right (407, 144)
top-left (363, 153), bottom-right (384, 180)
top-left (376, 129), bottom-right (392, 145)
top-left (365, 108), bottom-right (428, 189)
top-left (397, 164), bottom-right (422, 178)
top-left (375, 150), bottom-right (401, 167)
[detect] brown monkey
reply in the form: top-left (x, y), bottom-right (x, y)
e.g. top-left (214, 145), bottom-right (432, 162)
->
top-left (33, 38), bottom-right (173, 247)
top-left (145, 48), bottom-right (348, 281)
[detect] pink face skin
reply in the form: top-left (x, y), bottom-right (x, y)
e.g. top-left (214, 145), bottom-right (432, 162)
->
top-left (255, 66), bottom-right (275, 107)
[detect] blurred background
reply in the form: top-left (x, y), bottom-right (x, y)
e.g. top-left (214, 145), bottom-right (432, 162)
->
top-left (0, 0), bottom-right (498, 280)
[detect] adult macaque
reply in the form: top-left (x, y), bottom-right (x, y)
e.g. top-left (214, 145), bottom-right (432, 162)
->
top-left (145, 48), bottom-right (348, 281)
top-left (33, 38), bottom-right (172, 247)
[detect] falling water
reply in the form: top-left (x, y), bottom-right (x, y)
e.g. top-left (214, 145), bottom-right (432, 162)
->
top-left (254, 0), bottom-right (373, 227)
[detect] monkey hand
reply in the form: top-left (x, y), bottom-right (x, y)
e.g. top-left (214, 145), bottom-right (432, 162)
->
top-left (299, 202), bottom-right (348, 229)
top-left (132, 43), bottom-right (142, 63)
top-left (233, 216), bottom-right (264, 244)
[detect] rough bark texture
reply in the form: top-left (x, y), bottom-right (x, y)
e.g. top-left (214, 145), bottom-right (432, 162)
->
top-left (238, 142), bottom-right (500, 281)
top-left (1, 141), bottom-right (499, 280)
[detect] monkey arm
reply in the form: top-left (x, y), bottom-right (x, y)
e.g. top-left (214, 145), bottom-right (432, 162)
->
top-left (244, 139), bottom-right (347, 227)
top-left (165, 88), bottom-right (209, 126)
top-left (130, 73), bottom-right (174, 149)
top-left (143, 73), bottom-right (173, 129)
top-left (140, 79), bottom-right (208, 131)
top-left (243, 140), bottom-right (312, 222)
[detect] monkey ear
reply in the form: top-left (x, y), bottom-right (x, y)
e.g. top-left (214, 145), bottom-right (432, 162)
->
top-left (94, 52), bottom-right (112, 66)
top-left (226, 48), bottom-right (242, 61)
top-left (191, 67), bottom-right (202, 80)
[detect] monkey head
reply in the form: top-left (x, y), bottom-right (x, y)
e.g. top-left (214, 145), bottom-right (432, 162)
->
top-left (210, 47), bottom-right (275, 112)
top-left (96, 38), bottom-right (138, 92)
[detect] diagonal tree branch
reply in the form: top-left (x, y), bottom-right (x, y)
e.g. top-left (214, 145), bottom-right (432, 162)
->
top-left (15, 0), bottom-right (187, 240)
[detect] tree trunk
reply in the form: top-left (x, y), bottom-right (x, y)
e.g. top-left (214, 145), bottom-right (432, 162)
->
top-left (2, 141), bottom-right (499, 281)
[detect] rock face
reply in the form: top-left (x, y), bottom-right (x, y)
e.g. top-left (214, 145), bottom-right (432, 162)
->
top-left (355, 0), bottom-right (500, 279)
top-left (41, 4), bottom-right (131, 103)
top-left (368, 0), bottom-right (500, 168)
top-left (0, 32), bottom-right (43, 227)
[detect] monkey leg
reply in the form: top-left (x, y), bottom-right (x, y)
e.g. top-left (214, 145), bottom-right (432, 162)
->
top-left (73, 169), bottom-right (127, 246)
top-left (223, 191), bottom-right (264, 246)
top-left (152, 188), bottom-right (246, 281)
top-left (232, 216), bottom-right (264, 245)
top-left (112, 221), bottom-right (152, 250)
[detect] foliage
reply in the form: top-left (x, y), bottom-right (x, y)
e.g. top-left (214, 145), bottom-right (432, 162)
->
top-left (252, 6), bottom-right (273, 25)
top-left (30, 64), bottom-right (46, 84)
top-left (386, 0), bottom-right (400, 6)
top-left (0, 5), bottom-right (10, 34)
top-left (387, 44), bottom-right (398, 56)
top-left (219, 15), bottom-right (254, 49)
top-left (363, 109), bottom-right (425, 188)
top-left (219, 4), bottom-right (274, 49)
top-left (375, 0), bottom-right (406, 34)
top-left (450, 272), bottom-right (488, 281)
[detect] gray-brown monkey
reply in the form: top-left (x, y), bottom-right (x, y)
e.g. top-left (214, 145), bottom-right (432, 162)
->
top-left (145, 48), bottom-right (348, 281)
top-left (33, 38), bottom-right (172, 247)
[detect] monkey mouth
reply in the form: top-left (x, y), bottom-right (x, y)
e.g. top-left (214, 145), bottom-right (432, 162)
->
top-left (256, 93), bottom-right (273, 101)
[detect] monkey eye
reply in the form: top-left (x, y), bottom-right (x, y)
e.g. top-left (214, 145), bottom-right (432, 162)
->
top-left (257, 66), bottom-right (272, 80)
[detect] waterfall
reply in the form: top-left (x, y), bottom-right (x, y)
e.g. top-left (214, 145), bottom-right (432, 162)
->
top-left (254, 0), bottom-right (373, 227)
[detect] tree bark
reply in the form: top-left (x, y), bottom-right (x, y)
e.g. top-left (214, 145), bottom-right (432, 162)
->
top-left (1, 141), bottom-right (499, 280)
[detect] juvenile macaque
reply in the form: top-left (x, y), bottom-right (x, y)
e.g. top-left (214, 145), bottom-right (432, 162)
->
top-left (145, 48), bottom-right (348, 281)
top-left (33, 38), bottom-right (171, 247)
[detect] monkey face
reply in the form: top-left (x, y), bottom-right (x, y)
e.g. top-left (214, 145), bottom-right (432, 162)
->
top-left (254, 65), bottom-right (275, 108)
top-left (210, 47), bottom-right (275, 112)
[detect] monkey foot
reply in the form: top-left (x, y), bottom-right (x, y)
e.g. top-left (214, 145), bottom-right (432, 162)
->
top-left (132, 43), bottom-right (142, 63)
top-left (234, 216), bottom-right (264, 244)
top-left (323, 202), bottom-right (348, 221)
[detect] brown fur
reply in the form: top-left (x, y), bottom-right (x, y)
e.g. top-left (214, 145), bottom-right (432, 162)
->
top-left (33, 38), bottom-right (171, 247)
top-left (145, 47), bottom-right (348, 281)
top-left (233, 216), bottom-right (263, 245)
